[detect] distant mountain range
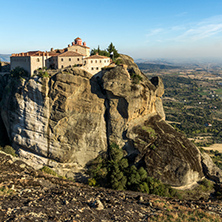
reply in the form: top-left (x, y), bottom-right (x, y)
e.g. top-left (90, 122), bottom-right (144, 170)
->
top-left (135, 58), bottom-right (222, 70)
top-left (0, 54), bottom-right (10, 62)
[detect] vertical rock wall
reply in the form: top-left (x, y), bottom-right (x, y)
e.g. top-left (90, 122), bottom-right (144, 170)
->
top-left (0, 57), bottom-right (214, 187)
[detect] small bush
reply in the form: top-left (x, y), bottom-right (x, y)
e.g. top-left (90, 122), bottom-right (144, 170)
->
top-left (128, 69), bottom-right (143, 84)
top-left (198, 178), bottom-right (213, 191)
top-left (11, 67), bottom-right (29, 78)
top-left (115, 59), bottom-right (123, 65)
top-left (40, 166), bottom-right (57, 176)
top-left (36, 69), bottom-right (49, 78)
top-left (2, 145), bottom-right (17, 157)
top-left (88, 178), bottom-right (97, 186)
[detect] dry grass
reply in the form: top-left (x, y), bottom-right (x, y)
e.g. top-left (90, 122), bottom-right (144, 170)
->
top-left (0, 185), bottom-right (15, 196)
top-left (148, 208), bottom-right (221, 222)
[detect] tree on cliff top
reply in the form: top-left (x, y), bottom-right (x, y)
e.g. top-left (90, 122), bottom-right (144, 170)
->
top-left (107, 42), bottom-right (119, 59)
top-left (90, 43), bottom-right (119, 59)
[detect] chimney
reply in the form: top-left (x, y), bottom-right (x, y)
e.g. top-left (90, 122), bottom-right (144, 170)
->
top-left (72, 42), bottom-right (74, 46)
top-left (51, 48), bottom-right (54, 52)
top-left (21, 53), bottom-right (24, 56)
top-left (68, 44), bottom-right (71, 47)
top-left (83, 42), bottom-right (86, 46)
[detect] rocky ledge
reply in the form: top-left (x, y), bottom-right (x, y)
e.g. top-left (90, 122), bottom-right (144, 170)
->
top-left (1, 151), bottom-right (222, 222)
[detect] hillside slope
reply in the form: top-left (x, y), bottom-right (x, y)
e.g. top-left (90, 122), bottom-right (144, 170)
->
top-left (1, 151), bottom-right (222, 221)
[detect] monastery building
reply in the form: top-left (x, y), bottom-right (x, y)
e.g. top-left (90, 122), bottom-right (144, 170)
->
top-left (10, 37), bottom-right (111, 75)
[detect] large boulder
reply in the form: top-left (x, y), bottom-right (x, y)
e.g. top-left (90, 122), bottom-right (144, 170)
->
top-left (0, 56), bottom-right (216, 187)
top-left (127, 115), bottom-right (204, 187)
top-left (1, 68), bottom-right (107, 174)
top-left (201, 152), bottom-right (222, 183)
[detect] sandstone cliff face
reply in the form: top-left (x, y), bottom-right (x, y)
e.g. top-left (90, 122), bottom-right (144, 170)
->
top-left (0, 56), bottom-right (219, 187)
top-left (1, 69), bottom-right (107, 173)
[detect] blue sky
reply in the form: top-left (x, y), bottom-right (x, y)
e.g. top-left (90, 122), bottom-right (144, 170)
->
top-left (1, 0), bottom-right (222, 60)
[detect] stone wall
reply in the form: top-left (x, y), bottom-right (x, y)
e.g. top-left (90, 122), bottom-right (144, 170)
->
top-left (57, 56), bottom-right (83, 69)
top-left (83, 57), bottom-right (110, 75)
top-left (10, 56), bottom-right (31, 74)
top-left (67, 45), bottom-right (90, 57)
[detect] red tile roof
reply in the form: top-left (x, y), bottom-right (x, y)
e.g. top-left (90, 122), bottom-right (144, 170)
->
top-left (48, 52), bottom-right (60, 56)
top-left (58, 51), bottom-right (84, 57)
top-left (84, 55), bottom-right (110, 59)
top-left (11, 51), bottom-right (47, 57)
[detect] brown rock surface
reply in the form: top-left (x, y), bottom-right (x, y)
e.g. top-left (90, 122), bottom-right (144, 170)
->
top-left (127, 115), bottom-right (204, 187)
top-left (1, 68), bottom-right (107, 176)
top-left (201, 152), bottom-right (222, 183)
top-left (0, 56), bottom-right (219, 187)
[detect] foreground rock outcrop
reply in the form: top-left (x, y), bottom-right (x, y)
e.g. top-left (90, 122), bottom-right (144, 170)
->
top-left (0, 55), bottom-right (221, 187)
top-left (1, 151), bottom-right (222, 222)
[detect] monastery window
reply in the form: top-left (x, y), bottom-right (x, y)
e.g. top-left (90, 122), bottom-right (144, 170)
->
top-left (69, 58), bottom-right (71, 61)
top-left (61, 65), bottom-right (64, 68)
top-left (91, 60), bottom-right (93, 63)
top-left (37, 58), bottom-right (40, 62)
top-left (77, 58), bottom-right (80, 61)
top-left (100, 60), bottom-right (102, 63)
top-left (61, 58), bottom-right (63, 62)
top-left (96, 67), bottom-right (99, 70)
top-left (95, 60), bottom-right (97, 63)
top-left (91, 67), bottom-right (94, 70)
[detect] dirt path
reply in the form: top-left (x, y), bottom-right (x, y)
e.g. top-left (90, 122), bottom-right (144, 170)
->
top-left (203, 143), bottom-right (222, 152)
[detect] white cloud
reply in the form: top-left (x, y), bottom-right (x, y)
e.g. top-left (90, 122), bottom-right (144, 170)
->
top-left (175, 23), bottom-right (222, 42)
top-left (145, 15), bottom-right (222, 44)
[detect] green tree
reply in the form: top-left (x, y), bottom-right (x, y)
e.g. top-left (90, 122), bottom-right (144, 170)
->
top-left (87, 143), bottom-right (175, 197)
top-left (90, 47), bottom-right (109, 57)
top-left (107, 42), bottom-right (119, 59)
top-left (11, 67), bottom-right (29, 78)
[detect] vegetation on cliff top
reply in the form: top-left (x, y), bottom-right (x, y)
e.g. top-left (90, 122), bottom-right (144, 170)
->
top-left (10, 67), bottom-right (29, 78)
top-left (91, 42), bottom-right (120, 60)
